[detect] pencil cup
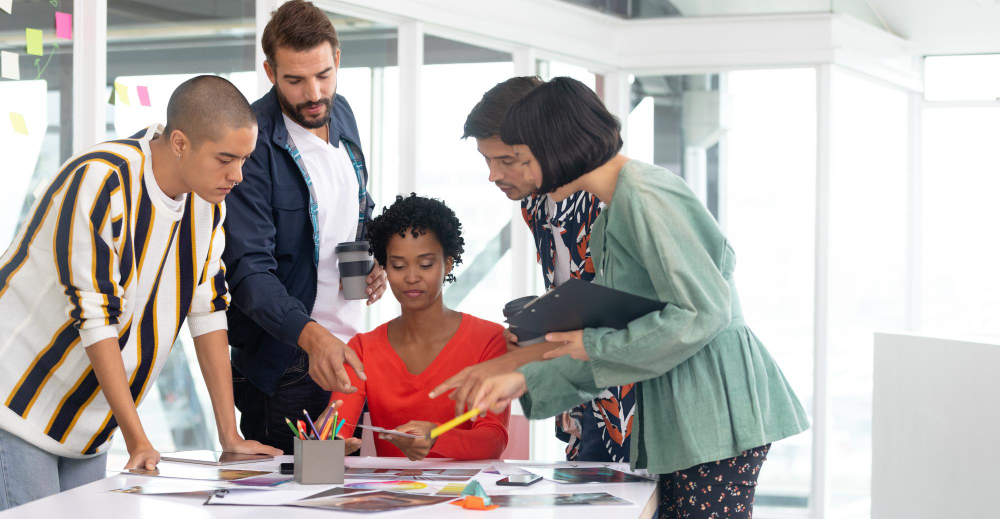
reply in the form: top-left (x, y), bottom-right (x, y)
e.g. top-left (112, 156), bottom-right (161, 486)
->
top-left (293, 437), bottom-right (345, 484)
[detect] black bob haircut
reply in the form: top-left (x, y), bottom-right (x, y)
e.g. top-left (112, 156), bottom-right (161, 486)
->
top-left (499, 76), bottom-right (623, 194)
top-left (368, 193), bottom-right (465, 284)
top-left (462, 76), bottom-right (543, 140)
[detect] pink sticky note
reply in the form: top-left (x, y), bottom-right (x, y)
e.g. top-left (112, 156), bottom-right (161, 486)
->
top-left (55, 12), bottom-right (73, 40)
top-left (137, 86), bottom-right (151, 107)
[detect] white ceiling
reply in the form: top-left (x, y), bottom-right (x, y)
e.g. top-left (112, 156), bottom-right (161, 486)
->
top-left (867, 0), bottom-right (1000, 55)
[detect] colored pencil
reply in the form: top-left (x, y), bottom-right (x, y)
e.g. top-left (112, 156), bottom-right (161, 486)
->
top-left (430, 408), bottom-right (480, 439)
top-left (284, 417), bottom-right (300, 437)
top-left (332, 418), bottom-right (346, 438)
top-left (320, 415), bottom-right (333, 441)
top-left (316, 402), bottom-right (336, 439)
top-left (303, 409), bottom-right (320, 439)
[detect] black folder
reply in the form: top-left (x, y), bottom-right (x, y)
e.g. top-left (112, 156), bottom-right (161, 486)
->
top-left (505, 278), bottom-right (667, 335)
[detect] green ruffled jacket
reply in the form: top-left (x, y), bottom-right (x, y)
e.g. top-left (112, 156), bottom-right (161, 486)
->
top-left (518, 160), bottom-right (809, 474)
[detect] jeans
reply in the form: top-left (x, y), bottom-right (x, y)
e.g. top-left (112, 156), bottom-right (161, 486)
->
top-left (232, 350), bottom-right (333, 454)
top-left (0, 427), bottom-right (107, 510)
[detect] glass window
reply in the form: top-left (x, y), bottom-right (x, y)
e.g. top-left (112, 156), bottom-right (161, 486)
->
top-left (726, 68), bottom-right (817, 513)
top-left (628, 69), bottom-right (817, 514)
top-left (103, 0), bottom-right (256, 469)
top-left (920, 106), bottom-right (1000, 336)
top-left (924, 54), bottom-right (1000, 101)
top-left (0, 0), bottom-right (74, 243)
top-left (320, 11), bottom-right (400, 330)
top-left (418, 37), bottom-right (514, 326)
top-left (106, 0), bottom-right (255, 139)
top-left (827, 68), bottom-right (909, 518)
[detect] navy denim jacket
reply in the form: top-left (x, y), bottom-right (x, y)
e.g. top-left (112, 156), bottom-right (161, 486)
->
top-left (224, 87), bottom-right (375, 396)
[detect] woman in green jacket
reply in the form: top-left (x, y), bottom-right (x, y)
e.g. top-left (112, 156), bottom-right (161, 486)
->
top-left (467, 77), bottom-right (809, 518)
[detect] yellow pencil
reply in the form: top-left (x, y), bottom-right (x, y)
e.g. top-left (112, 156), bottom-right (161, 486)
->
top-left (429, 408), bottom-right (481, 439)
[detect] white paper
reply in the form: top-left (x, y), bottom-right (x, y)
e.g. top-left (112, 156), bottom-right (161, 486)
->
top-left (491, 462), bottom-right (531, 476)
top-left (0, 0), bottom-right (13, 15)
top-left (205, 488), bottom-right (338, 506)
top-left (354, 424), bottom-right (422, 439)
top-left (1, 51), bottom-right (18, 81)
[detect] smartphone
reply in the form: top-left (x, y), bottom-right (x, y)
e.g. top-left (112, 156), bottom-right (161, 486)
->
top-left (279, 462), bottom-right (294, 475)
top-left (496, 474), bottom-right (542, 486)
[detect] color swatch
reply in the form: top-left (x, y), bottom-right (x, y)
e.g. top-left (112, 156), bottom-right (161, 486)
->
top-left (55, 12), bottom-right (72, 40)
top-left (1, 51), bottom-right (18, 80)
top-left (343, 480), bottom-right (428, 491)
top-left (26, 28), bottom-right (43, 56)
top-left (137, 85), bottom-right (151, 107)
top-left (10, 112), bottom-right (28, 135)
top-left (114, 82), bottom-right (129, 105)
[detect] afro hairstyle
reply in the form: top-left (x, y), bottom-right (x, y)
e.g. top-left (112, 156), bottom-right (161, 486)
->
top-left (368, 193), bottom-right (465, 284)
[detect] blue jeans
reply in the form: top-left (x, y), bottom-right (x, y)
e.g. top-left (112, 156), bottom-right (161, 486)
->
top-left (0, 427), bottom-right (107, 510)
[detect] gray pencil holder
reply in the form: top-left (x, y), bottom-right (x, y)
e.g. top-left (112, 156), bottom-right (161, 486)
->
top-left (293, 437), bottom-right (345, 484)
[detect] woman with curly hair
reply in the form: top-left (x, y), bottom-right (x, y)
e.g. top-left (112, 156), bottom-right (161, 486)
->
top-left (327, 194), bottom-right (510, 461)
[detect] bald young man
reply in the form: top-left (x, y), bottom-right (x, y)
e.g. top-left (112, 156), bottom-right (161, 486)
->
top-left (0, 75), bottom-right (279, 511)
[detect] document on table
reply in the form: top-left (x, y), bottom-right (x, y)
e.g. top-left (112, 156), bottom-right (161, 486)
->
top-left (205, 487), bottom-right (369, 506)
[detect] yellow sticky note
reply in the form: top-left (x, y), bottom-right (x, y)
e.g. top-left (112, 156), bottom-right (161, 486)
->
top-left (114, 82), bottom-right (130, 106)
top-left (10, 112), bottom-right (28, 136)
top-left (26, 28), bottom-right (44, 56)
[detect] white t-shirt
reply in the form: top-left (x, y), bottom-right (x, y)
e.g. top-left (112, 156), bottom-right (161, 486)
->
top-left (282, 114), bottom-right (363, 342)
top-left (146, 167), bottom-right (187, 214)
top-left (545, 197), bottom-right (572, 287)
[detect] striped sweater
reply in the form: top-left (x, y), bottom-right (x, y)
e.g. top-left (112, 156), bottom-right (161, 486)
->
top-left (0, 125), bottom-right (230, 458)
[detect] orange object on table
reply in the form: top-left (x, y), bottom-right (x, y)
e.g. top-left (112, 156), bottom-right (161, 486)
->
top-left (450, 496), bottom-right (499, 511)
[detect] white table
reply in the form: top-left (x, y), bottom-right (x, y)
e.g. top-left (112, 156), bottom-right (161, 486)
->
top-left (0, 456), bottom-right (659, 518)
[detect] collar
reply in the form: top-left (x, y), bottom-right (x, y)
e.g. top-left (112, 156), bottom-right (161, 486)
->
top-left (532, 191), bottom-right (588, 227)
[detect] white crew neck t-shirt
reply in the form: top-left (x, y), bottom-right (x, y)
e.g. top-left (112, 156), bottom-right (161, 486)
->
top-left (282, 114), bottom-right (362, 342)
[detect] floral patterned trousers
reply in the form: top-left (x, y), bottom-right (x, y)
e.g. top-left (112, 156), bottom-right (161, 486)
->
top-left (658, 444), bottom-right (771, 519)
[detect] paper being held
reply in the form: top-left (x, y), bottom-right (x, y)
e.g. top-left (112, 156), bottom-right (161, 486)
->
top-left (355, 423), bottom-right (422, 439)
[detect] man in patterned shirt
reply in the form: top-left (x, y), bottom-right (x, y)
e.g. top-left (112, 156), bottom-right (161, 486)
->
top-left (432, 77), bottom-right (634, 463)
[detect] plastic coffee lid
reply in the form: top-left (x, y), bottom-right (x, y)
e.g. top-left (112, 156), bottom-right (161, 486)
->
top-left (334, 241), bottom-right (370, 253)
top-left (503, 295), bottom-right (538, 317)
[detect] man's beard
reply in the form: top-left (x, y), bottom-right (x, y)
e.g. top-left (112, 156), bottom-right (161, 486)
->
top-left (276, 87), bottom-right (334, 130)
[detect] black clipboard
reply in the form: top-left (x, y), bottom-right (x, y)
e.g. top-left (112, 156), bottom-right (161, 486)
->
top-left (505, 278), bottom-right (666, 335)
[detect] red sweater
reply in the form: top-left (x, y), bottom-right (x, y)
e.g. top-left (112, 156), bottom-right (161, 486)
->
top-left (330, 313), bottom-right (510, 460)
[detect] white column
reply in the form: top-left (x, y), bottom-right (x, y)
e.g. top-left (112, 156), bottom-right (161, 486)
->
top-left (397, 21), bottom-right (423, 196)
top-left (906, 90), bottom-right (923, 332)
top-left (73, 0), bottom-right (107, 151)
top-left (255, 0), bottom-right (286, 98)
top-left (510, 47), bottom-right (538, 299)
top-left (601, 70), bottom-right (631, 154)
top-left (811, 63), bottom-right (833, 519)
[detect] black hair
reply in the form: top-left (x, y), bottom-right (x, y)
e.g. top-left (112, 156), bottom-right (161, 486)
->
top-left (163, 75), bottom-right (256, 148)
top-left (499, 76), bottom-right (623, 194)
top-left (462, 76), bottom-right (543, 140)
top-left (368, 193), bottom-right (465, 284)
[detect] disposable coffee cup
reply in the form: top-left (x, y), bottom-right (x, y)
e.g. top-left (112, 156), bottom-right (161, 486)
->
top-left (503, 296), bottom-right (546, 346)
top-left (335, 241), bottom-right (374, 300)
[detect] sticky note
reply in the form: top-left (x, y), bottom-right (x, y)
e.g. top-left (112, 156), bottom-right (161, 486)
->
top-left (114, 82), bottom-right (129, 105)
top-left (137, 85), bottom-right (150, 107)
top-left (1, 51), bottom-right (18, 80)
top-left (1, 0), bottom-right (12, 15)
top-left (55, 12), bottom-right (72, 40)
top-left (10, 112), bottom-right (28, 136)
top-left (26, 28), bottom-right (43, 56)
